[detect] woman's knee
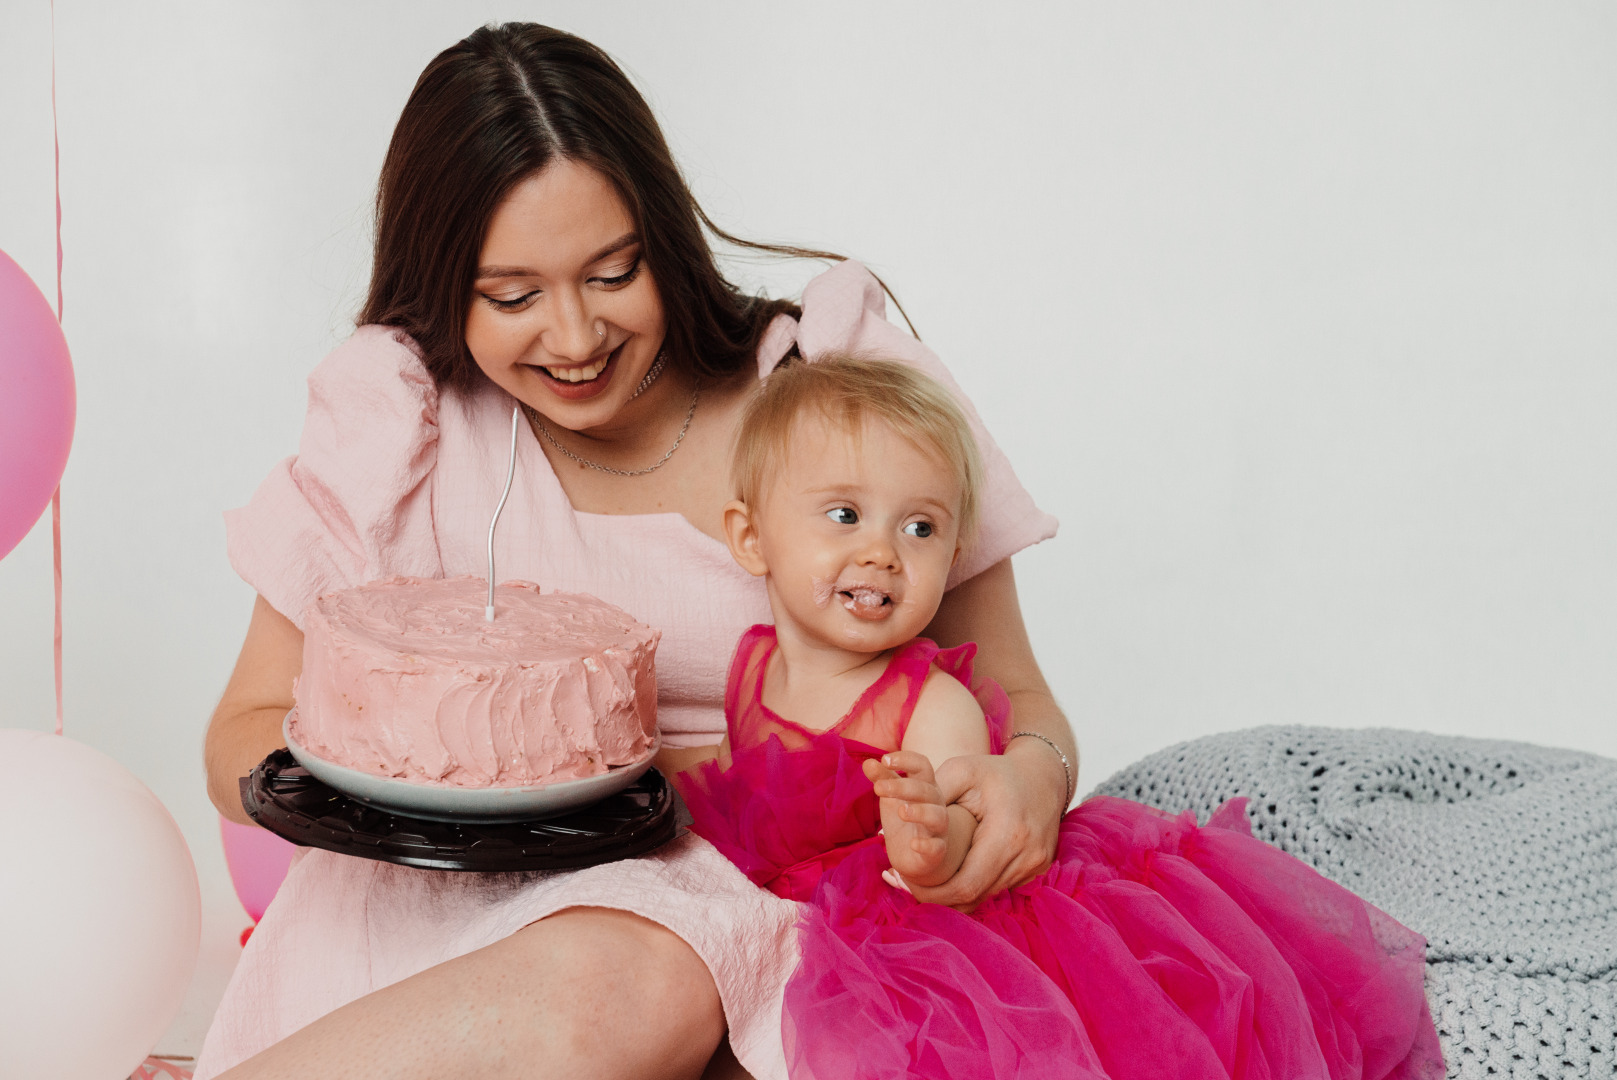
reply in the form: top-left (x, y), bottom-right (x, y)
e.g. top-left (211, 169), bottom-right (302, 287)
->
top-left (511, 908), bottom-right (726, 1064)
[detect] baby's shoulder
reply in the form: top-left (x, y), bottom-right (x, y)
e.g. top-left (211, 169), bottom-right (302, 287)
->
top-left (896, 665), bottom-right (991, 758)
top-left (915, 665), bottom-right (986, 726)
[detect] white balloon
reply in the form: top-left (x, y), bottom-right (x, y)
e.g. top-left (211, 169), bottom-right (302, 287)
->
top-left (0, 729), bottom-right (200, 1080)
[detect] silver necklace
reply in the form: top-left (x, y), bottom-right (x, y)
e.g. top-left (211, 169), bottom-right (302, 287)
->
top-left (523, 385), bottom-right (698, 477)
top-left (631, 350), bottom-right (668, 399)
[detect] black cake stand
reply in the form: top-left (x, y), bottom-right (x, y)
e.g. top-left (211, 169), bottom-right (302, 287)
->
top-left (241, 749), bottom-right (681, 872)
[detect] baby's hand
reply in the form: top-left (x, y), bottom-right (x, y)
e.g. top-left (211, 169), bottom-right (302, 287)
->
top-left (864, 751), bottom-right (953, 888)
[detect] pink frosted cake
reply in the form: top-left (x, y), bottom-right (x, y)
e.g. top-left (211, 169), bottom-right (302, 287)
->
top-left (290, 576), bottom-right (660, 788)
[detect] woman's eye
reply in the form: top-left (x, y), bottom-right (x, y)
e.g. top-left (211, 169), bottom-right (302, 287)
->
top-left (826, 508), bottom-right (858, 525)
top-left (594, 259), bottom-right (642, 288)
top-left (482, 290), bottom-right (540, 312)
top-left (903, 521), bottom-right (934, 539)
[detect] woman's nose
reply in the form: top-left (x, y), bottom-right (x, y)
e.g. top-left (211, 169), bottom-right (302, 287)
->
top-left (542, 290), bottom-right (600, 362)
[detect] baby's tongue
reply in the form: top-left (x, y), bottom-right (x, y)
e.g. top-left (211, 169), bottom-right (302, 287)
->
top-left (844, 587), bottom-right (886, 612)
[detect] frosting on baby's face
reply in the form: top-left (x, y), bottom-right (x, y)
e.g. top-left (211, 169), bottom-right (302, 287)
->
top-left (746, 413), bottom-right (963, 658)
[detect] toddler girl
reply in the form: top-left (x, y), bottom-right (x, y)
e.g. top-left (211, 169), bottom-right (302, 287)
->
top-left (678, 356), bottom-right (1444, 1080)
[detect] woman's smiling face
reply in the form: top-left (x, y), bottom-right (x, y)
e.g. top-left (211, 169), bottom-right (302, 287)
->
top-left (464, 158), bottom-right (667, 431)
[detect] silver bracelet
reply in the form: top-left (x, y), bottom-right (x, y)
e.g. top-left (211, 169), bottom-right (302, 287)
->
top-left (1009, 730), bottom-right (1074, 807)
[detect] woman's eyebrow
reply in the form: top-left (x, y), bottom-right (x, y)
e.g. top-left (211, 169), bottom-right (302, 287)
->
top-left (476, 265), bottom-right (537, 280)
top-left (475, 233), bottom-right (640, 280)
top-left (586, 231), bottom-right (640, 264)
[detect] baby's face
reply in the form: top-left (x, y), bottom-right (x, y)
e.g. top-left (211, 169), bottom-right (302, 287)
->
top-left (751, 413), bottom-right (964, 655)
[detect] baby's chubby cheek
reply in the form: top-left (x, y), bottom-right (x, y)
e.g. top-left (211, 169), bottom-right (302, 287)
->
top-left (811, 576), bottom-right (836, 609)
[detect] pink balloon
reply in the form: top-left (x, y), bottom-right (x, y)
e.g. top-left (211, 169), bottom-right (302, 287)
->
top-left (220, 815), bottom-right (296, 923)
top-left (0, 247), bottom-right (75, 562)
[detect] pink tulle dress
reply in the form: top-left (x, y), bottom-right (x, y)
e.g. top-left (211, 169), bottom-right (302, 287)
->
top-left (679, 626), bottom-right (1446, 1080)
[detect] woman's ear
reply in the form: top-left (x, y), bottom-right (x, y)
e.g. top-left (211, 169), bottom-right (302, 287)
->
top-left (722, 499), bottom-right (768, 577)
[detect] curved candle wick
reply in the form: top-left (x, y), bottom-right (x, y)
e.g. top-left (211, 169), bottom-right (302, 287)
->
top-left (486, 404), bottom-right (520, 621)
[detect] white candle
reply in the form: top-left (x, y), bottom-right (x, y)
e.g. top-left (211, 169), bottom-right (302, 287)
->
top-left (486, 404), bottom-right (520, 621)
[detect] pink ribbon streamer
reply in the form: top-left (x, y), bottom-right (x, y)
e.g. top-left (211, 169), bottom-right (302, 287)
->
top-left (50, 0), bottom-right (64, 736)
top-left (52, 490), bottom-right (62, 735)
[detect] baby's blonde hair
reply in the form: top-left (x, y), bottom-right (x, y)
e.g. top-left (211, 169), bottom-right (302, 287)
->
top-left (732, 354), bottom-right (983, 544)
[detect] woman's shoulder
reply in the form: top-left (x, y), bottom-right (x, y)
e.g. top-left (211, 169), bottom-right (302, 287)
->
top-left (295, 325), bottom-right (446, 458)
top-left (309, 325), bottom-right (437, 404)
top-left (225, 326), bottom-right (448, 627)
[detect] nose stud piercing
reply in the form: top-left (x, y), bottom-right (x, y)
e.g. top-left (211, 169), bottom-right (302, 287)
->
top-left (594, 320), bottom-right (606, 340)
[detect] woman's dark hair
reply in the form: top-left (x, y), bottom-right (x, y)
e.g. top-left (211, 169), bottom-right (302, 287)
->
top-left (360, 23), bottom-right (897, 393)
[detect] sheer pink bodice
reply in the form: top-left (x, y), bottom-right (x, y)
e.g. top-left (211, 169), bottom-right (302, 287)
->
top-left (679, 625), bottom-right (1011, 902)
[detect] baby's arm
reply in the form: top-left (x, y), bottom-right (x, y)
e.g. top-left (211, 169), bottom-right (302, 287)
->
top-left (862, 670), bottom-right (992, 891)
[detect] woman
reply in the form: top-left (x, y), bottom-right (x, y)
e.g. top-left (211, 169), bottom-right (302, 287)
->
top-left (200, 23), bottom-right (1067, 1080)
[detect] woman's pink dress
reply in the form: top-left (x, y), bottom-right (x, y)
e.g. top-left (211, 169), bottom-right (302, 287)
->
top-left (680, 626), bottom-right (1446, 1080)
top-left (194, 262), bottom-right (1058, 1080)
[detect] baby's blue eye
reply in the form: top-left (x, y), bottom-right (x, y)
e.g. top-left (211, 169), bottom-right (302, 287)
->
top-left (826, 507), bottom-right (858, 525)
top-left (903, 521), bottom-right (934, 539)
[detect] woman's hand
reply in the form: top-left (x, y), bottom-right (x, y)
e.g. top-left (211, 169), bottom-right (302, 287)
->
top-left (899, 739), bottom-right (1068, 909)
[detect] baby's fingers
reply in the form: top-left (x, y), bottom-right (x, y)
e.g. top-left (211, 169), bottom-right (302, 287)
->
top-left (872, 776), bottom-right (944, 806)
top-left (895, 798), bottom-right (949, 835)
top-left (862, 758), bottom-right (898, 784)
top-left (881, 751), bottom-right (936, 785)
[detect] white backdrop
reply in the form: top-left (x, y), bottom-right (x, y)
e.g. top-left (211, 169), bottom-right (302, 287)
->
top-left (3, 1), bottom-right (1615, 1054)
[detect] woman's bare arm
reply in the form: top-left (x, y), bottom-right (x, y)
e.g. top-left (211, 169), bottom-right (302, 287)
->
top-left (654, 743), bottom-right (721, 776)
top-left (905, 557), bottom-right (1075, 906)
top-left (205, 595), bottom-right (303, 826)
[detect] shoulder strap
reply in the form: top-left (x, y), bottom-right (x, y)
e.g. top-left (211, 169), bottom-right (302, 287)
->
top-left (932, 641), bottom-right (1015, 753)
top-left (837, 638), bottom-right (939, 752)
top-left (723, 624), bottom-right (777, 750)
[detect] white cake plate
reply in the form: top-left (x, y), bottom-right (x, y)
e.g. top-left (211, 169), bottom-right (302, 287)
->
top-left (283, 711), bottom-right (661, 823)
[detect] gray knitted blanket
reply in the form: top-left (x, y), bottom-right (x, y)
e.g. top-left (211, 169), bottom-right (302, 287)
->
top-left (1089, 727), bottom-right (1617, 1079)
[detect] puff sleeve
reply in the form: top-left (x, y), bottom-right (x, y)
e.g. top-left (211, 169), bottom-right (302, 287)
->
top-left (223, 326), bottom-right (443, 629)
top-left (756, 261), bottom-right (1059, 587)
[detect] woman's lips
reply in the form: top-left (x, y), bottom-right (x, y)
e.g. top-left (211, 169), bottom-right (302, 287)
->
top-left (530, 344), bottom-right (622, 401)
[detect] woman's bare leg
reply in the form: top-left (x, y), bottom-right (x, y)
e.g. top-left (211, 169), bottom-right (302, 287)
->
top-left (699, 1038), bottom-right (756, 1080)
top-left (217, 908), bottom-right (725, 1080)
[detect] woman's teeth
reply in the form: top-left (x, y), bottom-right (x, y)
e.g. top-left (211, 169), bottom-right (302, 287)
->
top-left (543, 356), bottom-right (610, 383)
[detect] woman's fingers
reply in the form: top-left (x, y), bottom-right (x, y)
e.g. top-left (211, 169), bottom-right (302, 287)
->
top-left (931, 753), bottom-right (981, 806)
top-left (902, 831), bottom-right (1006, 909)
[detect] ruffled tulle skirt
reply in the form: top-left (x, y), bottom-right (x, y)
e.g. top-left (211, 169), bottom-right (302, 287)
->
top-left (783, 796), bottom-right (1444, 1080)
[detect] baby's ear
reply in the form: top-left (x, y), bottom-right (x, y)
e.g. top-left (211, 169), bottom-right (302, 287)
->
top-left (722, 499), bottom-right (768, 577)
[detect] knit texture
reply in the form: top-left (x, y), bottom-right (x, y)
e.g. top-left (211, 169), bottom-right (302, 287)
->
top-left (1091, 727), bottom-right (1617, 1079)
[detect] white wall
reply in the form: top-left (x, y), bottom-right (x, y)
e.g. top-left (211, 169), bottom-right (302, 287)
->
top-left (3, 0), bottom-right (1615, 1050)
